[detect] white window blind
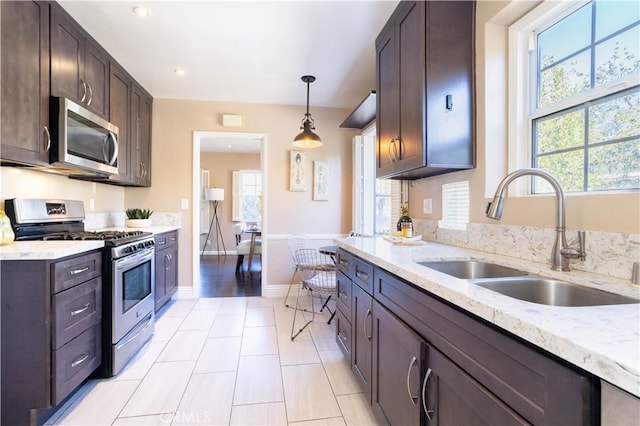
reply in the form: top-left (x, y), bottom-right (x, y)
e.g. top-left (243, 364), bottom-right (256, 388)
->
top-left (439, 181), bottom-right (469, 230)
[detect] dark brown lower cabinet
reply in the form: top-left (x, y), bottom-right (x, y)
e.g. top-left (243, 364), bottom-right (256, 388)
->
top-left (352, 281), bottom-right (373, 401)
top-left (155, 230), bottom-right (179, 311)
top-left (372, 299), bottom-right (423, 425)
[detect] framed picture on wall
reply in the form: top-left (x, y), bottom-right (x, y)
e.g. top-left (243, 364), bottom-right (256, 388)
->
top-left (313, 161), bottom-right (329, 201)
top-left (289, 150), bottom-right (306, 192)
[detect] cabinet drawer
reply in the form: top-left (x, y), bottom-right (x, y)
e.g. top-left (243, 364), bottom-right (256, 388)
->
top-left (52, 324), bottom-right (101, 405)
top-left (336, 248), bottom-right (354, 277)
top-left (336, 271), bottom-right (352, 317)
top-left (53, 277), bottom-right (101, 349)
top-left (52, 251), bottom-right (102, 293)
top-left (353, 257), bottom-right (374, 295)
top-left (335, 307), bottom-right (352, 365)
top-left (154, 230), bottom-right (178, 249)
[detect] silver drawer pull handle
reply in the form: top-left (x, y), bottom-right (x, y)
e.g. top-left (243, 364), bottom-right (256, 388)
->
top-left (158, 241), bottom-right (166, 245)
top-left (43, 126), bottom-right (51, 153)
top-left (356, 270), bottom-right (369, 281)
top-left (70, 303), bottom-right (91, 316)
top-left (407, 356), bottom-right (419, 405)
top-left (338, 329), bottom-right (347, 341)
top-left (339, 259), bottom-right (348, 266)
top-left (71, 352), bottom-right (90, 368)
top-left (339, 290), bottom-right (347, 299)
top-left (422, 367), bottom-right (434, 421)
top-left (363, 309), bottom-right (372, 342)
top-left (70, 266), bottom-right (90, 275)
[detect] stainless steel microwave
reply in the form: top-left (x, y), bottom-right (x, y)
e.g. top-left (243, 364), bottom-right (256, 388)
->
top-left (50, 97), bottom-right (119, 176)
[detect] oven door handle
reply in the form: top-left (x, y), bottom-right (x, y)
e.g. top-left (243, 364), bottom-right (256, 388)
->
top-left (114, 247), bottom-right (154, 269)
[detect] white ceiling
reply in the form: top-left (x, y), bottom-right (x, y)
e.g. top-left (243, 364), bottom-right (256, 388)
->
top-left (58, 0), bottom-right (399, 111)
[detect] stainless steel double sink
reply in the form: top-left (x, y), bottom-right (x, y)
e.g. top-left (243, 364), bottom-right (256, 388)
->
top-left (417, 260), bottom-right (639, 307)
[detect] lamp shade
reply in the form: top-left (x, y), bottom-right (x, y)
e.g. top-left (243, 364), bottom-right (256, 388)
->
top-left (293, 121), bottom-right (323, 148)
top-left (205, 187), bottom-right (224, 201)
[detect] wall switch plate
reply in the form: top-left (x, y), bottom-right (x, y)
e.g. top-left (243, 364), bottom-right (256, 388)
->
top-left (423, 198), bottom-right (433, 215)
top-left (181, 199), bottom-right (189, 210)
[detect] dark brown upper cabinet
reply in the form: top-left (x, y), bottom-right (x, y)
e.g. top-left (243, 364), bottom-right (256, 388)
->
top-left (130, 84), bottom-right (153, 187)
top-left (50, 3), bottom-right (109, 119)
top-left (375, 1), bottom-right (476, 180)
top-left (1, 1), bottom-right (51, 167)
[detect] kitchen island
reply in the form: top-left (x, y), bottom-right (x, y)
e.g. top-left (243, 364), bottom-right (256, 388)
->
top-left (335, 236), bottom-right (639, 404)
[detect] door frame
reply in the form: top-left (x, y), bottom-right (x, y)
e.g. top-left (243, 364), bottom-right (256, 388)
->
top-left (192, 131), bottom-right (268, 297)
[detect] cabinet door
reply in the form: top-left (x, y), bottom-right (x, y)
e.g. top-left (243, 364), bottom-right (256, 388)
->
top-left (352, 282), bottom-right (373, 401)
top-left (0, 0), bottom-right (50, 166)
top-left (375, 20), bottom-right (398, 177)
top-left (424, 344), bottom-right (529, 426)
top-left (50, 6), bottom-right (84, 102)
top-left (154, 248), bottom-right (168, 311)
top-left (396, 0), bottom-right (425, 171)
top-left (165, 245), bottom-right (178, 298)
top-left (83, 40), bottom-right (109, 118)
top-left (109, 62), bottom-right (132, 182)
top-left (131, 84), bottom-right (152, 187)
top-left (372, 300), bottom-right (423, 426)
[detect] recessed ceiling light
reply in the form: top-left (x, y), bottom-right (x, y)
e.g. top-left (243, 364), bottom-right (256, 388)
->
top-left (132, 6), bottom-right (149, 17)
top-left (174, 68), bottom-right (185, 77)
top-left (227, 144), bottom-right (232, 148)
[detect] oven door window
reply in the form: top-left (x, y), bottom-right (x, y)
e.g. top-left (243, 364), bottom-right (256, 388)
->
top-left (122, 259), bottom-right (152, 313)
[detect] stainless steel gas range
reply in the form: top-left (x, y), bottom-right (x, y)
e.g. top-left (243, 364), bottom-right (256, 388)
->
top-left (6, 198), bottom-right (155, 377)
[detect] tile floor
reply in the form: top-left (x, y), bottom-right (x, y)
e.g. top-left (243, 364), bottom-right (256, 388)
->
top-left (46, 297), bottom-right (381, 426)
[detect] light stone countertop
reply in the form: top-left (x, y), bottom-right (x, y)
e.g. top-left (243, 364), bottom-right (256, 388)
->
top-left (0, 227), bottom-right (180, 261)
top-left (0, 240), bottom-right (105, 260)
top-left (335, 236), bottom-right (640, 397)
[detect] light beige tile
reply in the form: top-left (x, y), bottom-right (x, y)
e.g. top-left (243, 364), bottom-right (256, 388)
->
top-left (152, 316), bottom-right (184, 342)
top-left (234, 355), bottom-right (284, 405)
top-left (178, 309), bottom-right (217, 331)
top-left (194, 337), bottom-right (242, 373)
top-left (156, 330), bottom-right (208, 362)
top-left (120, 361), bottom-right (195, 417)
top-left (241, 326), bottom-right (278, 356)
top-left (54, 380), bottom-right (140, 425)
top-left (160, 299), bottom-right (197, 318)
top-left (247, 297), bottom-right (275, 308)
top-left (318, 350), bottom-right (361, 395)
top-left (172, 372), bottom-right (236, 425)
top-left (245, 307), bottom-right (276, 327)
top-left (112, 413), bottom-right (173, 425)
top-left (209, 314), bottom-right (245, 338)
top-left (274, 305), bottom-right (298, 334)
top-left (289, 417), bottom-right (346, 426)
top-left (115, 340), bottom-right (167, 381)
top-left (192, 297), bottom-right (223, 311)
top-left (307, 320), bottom-right (336, 342)
top-left (278, 332), bottom-right (321, 366)
top-left (230, 402), bottom-right (287, 425)
top-left (282, 363), bottom-right (341, 422)
top-left (218, 297), bottom-right (248, 314)
top-left (313, 336), bottom-right (340, 353)
top-left (337, 393), bottom-right (382, 426)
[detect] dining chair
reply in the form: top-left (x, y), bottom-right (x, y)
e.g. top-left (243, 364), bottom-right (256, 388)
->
top-left (290, 248), bottom-right (337, 340)
top-left (233, 222), bottom-right (261, 274)
top-left (284, 234), bottom-right (310, 308)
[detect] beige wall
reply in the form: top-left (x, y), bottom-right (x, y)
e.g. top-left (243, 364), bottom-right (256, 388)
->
top-left (0, 167), bottom-right (125, 213)
top-left (200, 151), bottom-right (260, 251)
top-left (126, 99), bottom-right (356, 290)
top-left (408, 0), bottom-right (640, 235)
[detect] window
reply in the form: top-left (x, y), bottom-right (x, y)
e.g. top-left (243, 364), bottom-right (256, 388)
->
top-left (232, 170), bottom-right (262, 223)
top-left (439, 181), bottom-right (469, 231)
top-left (513, 0), bottom-right (639, 193)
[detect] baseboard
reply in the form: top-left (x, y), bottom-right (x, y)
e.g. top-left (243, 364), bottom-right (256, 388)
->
top-left (200, 250), bottom-right (238, 256)
top-left (174, 286), bottom-right (196, 299)
top-left (263, 283), bottom-right (298, 298)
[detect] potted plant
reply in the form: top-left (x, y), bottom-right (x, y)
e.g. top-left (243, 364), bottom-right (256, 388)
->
top-left (125, 208), bottom-right (153, 228)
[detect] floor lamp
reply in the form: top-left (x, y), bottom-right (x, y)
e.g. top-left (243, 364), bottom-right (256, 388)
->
top-left (201, 187), bottom-right (227, 256)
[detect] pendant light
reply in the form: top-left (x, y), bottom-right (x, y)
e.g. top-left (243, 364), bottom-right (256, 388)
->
top-left (293, 75), bottom-right (322, 148)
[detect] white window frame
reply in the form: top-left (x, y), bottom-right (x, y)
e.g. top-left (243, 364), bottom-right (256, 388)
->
top-left (509, 0), bottom-right (640, 195)
top-left (232, 169), bottom-right (262, 223)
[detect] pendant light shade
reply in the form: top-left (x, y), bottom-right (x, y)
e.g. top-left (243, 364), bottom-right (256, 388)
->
top-left (293, 75), bottom-right (322, 148)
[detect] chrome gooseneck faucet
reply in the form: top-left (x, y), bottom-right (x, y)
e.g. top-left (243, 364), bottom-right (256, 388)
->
top-left (486, 168), bottom-right (586, 271)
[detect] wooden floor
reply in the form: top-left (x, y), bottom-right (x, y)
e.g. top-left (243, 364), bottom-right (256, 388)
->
top-left (199, 254), bottom-right (261, 298)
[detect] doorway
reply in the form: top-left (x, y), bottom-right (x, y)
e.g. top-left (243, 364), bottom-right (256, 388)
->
top-left (191, 131), bottom-right (268, 297)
